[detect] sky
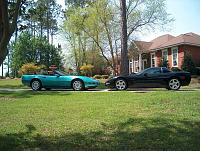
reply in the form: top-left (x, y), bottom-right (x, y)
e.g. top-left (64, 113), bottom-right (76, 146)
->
top-left (1, 0), bottom-right (200, 76)
top-left (140, 0), bottom-right (200, 41)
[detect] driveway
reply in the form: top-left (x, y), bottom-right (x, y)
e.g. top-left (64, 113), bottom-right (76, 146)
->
top-left (0, 88), bottom-right (199, 93)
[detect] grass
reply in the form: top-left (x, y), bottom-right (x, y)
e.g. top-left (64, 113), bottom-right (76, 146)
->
top-left (0, 90), bottom-right (200, 151)
top-left (0, 79), bottom-right (28, 89)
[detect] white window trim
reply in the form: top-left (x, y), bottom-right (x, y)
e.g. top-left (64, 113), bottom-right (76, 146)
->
top-left (129, 59), bottom-right (134, 73)
top-left (151, 52), bottom-right (156, 67)
top-left (134, 60), bottom-right (139, 73)
top-left (162, 49), bottom-right (168, 61)
top-left (171, 47), bottom-right (178, 67)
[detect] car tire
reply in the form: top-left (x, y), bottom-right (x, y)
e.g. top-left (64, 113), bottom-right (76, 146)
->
top-left (168, 78), bottom-right (181, 90)
top-left (45, 88), bottom-right (51, 91)
top-left (31, 80), bottom-right (42, 91)
top-left (115, 78), bottom-right (128, 90)
top-left (72, 79), bottom-right (85, 91)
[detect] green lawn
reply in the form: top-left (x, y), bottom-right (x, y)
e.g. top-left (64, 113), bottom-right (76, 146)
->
top-left (0, 79), bottom-right (28, 89)
top-left (0, 91), bottom-right (200, 151)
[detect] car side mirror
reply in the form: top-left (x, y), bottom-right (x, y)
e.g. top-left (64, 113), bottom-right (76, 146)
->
top-left (144, 73), bottom-right (148, 77)
top-left (55, 74), bottom-right (60, 77)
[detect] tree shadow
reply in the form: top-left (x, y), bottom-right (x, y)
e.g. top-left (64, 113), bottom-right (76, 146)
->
top-left (0, 117), bottom-right (200, 151)
top-left (0, 90), bottom-right (71, 99)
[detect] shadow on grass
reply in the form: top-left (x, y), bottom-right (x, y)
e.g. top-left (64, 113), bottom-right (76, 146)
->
top-left (0, 85), bottom-right (28, 89)
top-left (0, 90), bottom-right (71, 99)
top-left (0, 117), bottom-right (200, 151)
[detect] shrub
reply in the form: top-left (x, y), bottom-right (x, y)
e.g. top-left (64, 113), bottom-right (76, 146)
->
top-left (80, 64), bottom-right (94, 76)
top-left (19, 63), bottom-right (42, 75)
top-left (182, 52), bottom-right (196, 74)
top-left (93, 75), bottom-right (102, 79)
top-left (5, 72), bottom-right (9, 77)
top-left (196, 67), bottom-right (200, 75)
top-left (171, 67), bottom-right (182, 72)
top-left (159, 59), bottom-right (169, 68)
top-left (101, 75), bottom-right (109, 79)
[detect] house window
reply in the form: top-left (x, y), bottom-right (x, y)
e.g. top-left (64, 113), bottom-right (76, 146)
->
top-left (162, 49), bottom-right (168, 61)
top-left (151, 53), bottom-right (156, 67)
top-left (142, 59), bottom-right (147, 70)
top-left (134, 61), bottom-right (139, 72)
top-left (172, 47), bottom-right (178, 67)
top-left (129, 60), bottom-right (133, 73)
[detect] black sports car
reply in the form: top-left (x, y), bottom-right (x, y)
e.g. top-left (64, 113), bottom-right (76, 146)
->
top-left (105, 67), bottom-right (191, 90)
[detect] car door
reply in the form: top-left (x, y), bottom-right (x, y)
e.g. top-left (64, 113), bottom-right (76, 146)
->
top-left (39, 73), bottom-right (66, 88)
top-left (132, 68), bottom-right (163, 88)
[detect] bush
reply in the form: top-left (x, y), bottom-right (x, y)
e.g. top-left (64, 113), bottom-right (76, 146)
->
top-left (196, 67), bottom-right (200, 75)
top-left (182, 52), bottom-right (196, 74)
top-left (159, 59), bottom-right (169, 68)
top-left (19, 63), bottom-right (43, 75)
top-left (93, 75), bottom-right (102, 79)
top-left (80, 64), bottom-right (94, 76)
top-left (171, 67), bottom-right (182, 72)
top-left (101, 75), bottom-right (109, 79)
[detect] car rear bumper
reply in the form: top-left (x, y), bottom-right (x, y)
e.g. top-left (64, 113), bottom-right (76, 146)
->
top-left (181, 77), bottom-right (191, 86)
top-left (22, 79), bottom-right (30, 86)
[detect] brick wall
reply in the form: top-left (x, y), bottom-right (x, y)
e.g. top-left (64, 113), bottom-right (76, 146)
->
top-left (155, 50), bottom-right (162, 67)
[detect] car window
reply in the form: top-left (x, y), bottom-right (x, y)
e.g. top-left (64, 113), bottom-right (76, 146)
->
top-left (162, 67), bottom-right (171, 73)
top-left (143, 68), bottom-right (161, 74)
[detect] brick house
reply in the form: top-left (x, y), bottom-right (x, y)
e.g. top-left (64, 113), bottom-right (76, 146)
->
top-left (129, 32), bottom-right (200, 73)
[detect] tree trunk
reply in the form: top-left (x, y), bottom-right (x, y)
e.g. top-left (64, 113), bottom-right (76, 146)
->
top-left (1, 62), bottom-right (3, 77)
top-left (120, 0), bottom-right (129, 75)
top-left (0, 0), bottom-right (22, 66)
top-left (46, 0), bottom-right (50, 42)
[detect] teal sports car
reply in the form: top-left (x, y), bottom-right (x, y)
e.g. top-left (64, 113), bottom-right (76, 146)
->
top-left (22, 70), bottom-right (100, 91)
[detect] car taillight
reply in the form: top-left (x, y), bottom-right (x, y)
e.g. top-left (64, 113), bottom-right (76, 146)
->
top-left (180, 76), bottom-right (185, 80)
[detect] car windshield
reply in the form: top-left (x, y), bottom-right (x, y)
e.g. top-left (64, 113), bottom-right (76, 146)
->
top-left (134, 67), bottom-right (171, 75)
top-left (55, 70), bottom-right (68, 76)
top-left (135, 68), bottom-right (151, 75)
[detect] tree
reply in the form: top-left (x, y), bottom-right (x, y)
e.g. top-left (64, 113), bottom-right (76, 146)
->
top-left (64, 0), bottom-right (121, 75)
top-left (0, 0), bottom-right (23, 66)
top-left (11, 31), bottom-right (63, 76)
top-left (63, 0), bottom-right (173, 75)
top-left (182, 52), bottom-right (196, 74)
top-left (120, 0), bottom-right (128, 75)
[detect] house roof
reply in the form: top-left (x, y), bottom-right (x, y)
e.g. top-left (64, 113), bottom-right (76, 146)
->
top-left (149, 34), bottom-right (175, 50)
top-left (132, 32), bottom-right (200, 52)
top-left (157, 33), bottom-right (200, 50)
top-left (133, 41), bottom-right (152, 52)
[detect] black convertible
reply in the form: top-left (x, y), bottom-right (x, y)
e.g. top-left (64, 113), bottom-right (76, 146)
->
top-left (105, 67), bottom-right (191, 90)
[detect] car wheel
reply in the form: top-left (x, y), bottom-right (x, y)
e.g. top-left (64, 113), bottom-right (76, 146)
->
top-left (168, 78), bottom-right (181, 90)
top-left (31, 80), bottom-right (42, 91)
top-left (45, 88), bottom-right (51, 91)
top-left (72, 79), bottom-right (84, 91)
top-left (115, 79), bottom-right (127, 90)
